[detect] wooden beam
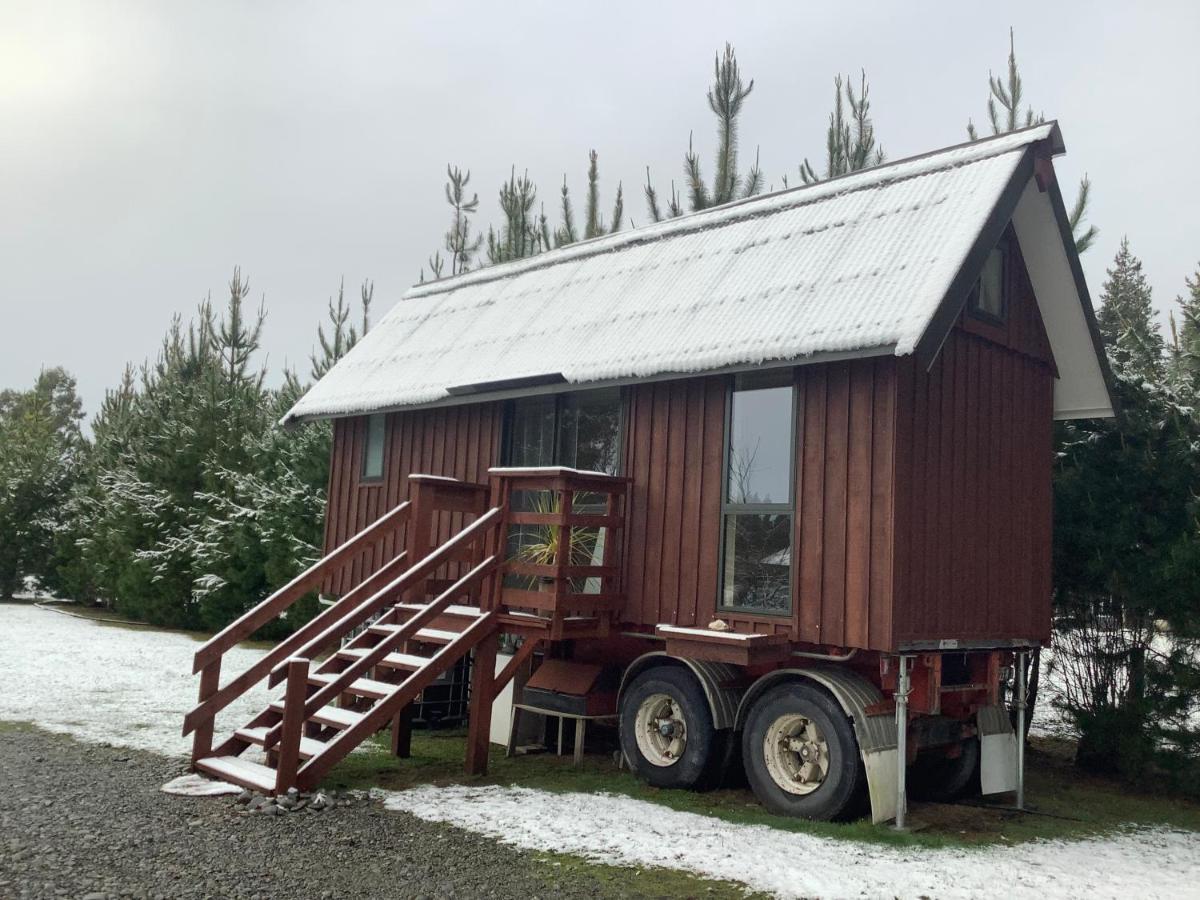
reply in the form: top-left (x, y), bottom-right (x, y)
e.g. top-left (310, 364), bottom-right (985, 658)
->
top-left (465, 630), bottom-right (500, 776)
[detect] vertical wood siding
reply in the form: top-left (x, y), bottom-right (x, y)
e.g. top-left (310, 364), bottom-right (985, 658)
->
top-left (793, 358), bottom-right (897, 651)
top-left (890, 234), bottom-right (1055, 648)
top-left (321, 402), bottom-right (502, 595)
top-left (622, 377), bottom-right (727, 630)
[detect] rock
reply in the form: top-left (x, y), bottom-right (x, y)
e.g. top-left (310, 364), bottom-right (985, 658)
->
top-left (235, 790), bottom-right (253, 805)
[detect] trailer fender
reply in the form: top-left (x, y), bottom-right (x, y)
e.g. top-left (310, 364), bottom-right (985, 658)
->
top-left (736, 667), bottom-right (899, 824)
top-left (618, 652), bottom-right (742, 731)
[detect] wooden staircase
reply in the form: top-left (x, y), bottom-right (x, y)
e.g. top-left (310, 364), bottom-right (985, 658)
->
top-left (182, 468), bottom-right (629, 795)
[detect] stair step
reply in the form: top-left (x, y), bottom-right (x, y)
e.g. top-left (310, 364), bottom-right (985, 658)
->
top-left (395, 602), bottom-right (484, 619)
top-left (368, 624), bottom-right (460, 644)
top-left (269, 701), bottom-right (363, 731)
top-left (337, 647), bottom-right (429, 671)
top-left (234, 727), bottom-right (328, 760)
top-left (195, 755), bottom-right (277, 793)
top-left (309, 671), bottom-right (396, 700)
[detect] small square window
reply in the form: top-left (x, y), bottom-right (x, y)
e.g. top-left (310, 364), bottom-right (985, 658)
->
top-left (362, 414), bottom-right (386, 480)
top-left (971, 245), bottom-right (1007, 321)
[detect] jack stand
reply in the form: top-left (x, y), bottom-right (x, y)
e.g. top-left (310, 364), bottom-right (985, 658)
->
top-left (894, 654), bottom-right (912, 830)
top-left (1014, 649), bottom-right (1027, 811)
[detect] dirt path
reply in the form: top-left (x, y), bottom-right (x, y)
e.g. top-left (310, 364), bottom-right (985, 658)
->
top-left (0, 727), bottom-right (734, 900)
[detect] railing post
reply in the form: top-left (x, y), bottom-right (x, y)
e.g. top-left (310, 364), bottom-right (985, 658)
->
top-left (190, 659), bottom-right (221, 764)
top-left (275, 657), bottom-right (310, 794)
top-left (465, 629), bottom-right (499, 776)
top-left (406, 480), bottom-right (436, 603)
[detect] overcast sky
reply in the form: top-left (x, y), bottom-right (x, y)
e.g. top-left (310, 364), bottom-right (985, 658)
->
top-left (3, 1), bottom-right (1198, 418)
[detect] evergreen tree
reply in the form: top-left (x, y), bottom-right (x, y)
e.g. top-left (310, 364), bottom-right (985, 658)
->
top-left (1168, 265), bottom-right (1200, 396)
top-left (310, 279), bottom-right (372, 380)
top-left (1097, 238), bottom-right (1165, 381)
top-left (967, 28), bottom-right (1097, 254)
top-left (796, 71), bottom-right (885, 185)
top-left (645, 44), bottom-right (763, 222)
top-left (0, 368), bottom-right (85, 599)
top-left (486, 168), bottom-right (548, 264)
top-left (555, 150), bottom-right (625, 247)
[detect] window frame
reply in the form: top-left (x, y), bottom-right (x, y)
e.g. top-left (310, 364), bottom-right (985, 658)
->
top-left (501, 387), bottom-right (626, 476)
top-left (967, 242), bottom-right (1010, 326)
top-left (716, 371), bottom-right (797, 618)
top-left (360, 413), bottom-right (387, 483)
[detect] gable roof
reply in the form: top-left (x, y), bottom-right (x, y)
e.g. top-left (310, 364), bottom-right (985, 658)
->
top-left (284, 122), bottom-right (1113, 425)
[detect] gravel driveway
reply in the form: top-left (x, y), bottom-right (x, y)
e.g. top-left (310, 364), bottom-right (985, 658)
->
top-left (0, 727), bottom-right (713, 900)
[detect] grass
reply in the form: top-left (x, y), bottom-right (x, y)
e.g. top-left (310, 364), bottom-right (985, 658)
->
top-left (322, 726), bottom-right (1200, 851)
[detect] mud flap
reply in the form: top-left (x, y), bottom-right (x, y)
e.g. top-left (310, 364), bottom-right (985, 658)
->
top-left (799, 668), bottom-right (898, 824)
top-left (978, 704), bottom-right (1018, 795)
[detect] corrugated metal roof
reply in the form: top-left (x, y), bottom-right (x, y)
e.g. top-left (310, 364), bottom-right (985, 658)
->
top-left (285, 124), bottom-right (1058, 424)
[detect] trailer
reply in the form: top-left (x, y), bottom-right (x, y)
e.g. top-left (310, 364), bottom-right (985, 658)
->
top-left (183, 122), bottom-right (1114, 824)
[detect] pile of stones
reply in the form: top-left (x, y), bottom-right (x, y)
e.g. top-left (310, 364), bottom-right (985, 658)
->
top-left (234, 787), bottom-right (371, 816)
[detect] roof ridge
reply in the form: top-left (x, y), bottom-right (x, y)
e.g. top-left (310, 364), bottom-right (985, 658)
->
top-left (404, 122), bottom-right (1060, 302)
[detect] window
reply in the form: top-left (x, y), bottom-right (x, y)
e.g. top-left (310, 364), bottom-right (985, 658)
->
top-left (504, 388), bottom-right (622, 476)
top-left (361, 414), bottom-right (386, 481)
top-left (503, 388), bottom-right (623, 593)
top-left (720, 374), bottom-right (794, 614)
top-left (969, 244), bottom-right (1008, 321)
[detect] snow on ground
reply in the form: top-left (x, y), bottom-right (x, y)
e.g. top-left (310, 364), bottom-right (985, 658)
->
top-left (383, 785), bottom-right (1200, 900)
top-left (0, 602), bottom-right (274, 756)
top-left (5, 601), bottom-right (1200, 899)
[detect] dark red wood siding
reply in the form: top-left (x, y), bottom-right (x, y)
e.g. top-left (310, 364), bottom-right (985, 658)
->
top-left (890, 234), bottom-right (1055, 648)
top-left (321, 403), bottom-right (503, 595)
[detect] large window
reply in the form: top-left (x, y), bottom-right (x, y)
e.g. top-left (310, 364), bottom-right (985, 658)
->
top-left (361, 413), bottom-right (386, 481)
top-left (504, 388), bottom-right (623, 475)
top-left (720, 374), bottom-right (794, 614)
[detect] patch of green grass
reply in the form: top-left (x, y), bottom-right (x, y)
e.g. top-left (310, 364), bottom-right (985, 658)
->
top-left (323, 729), bottom-right (1200, 850)
top-left (528, 849), bottom-right (766, 899)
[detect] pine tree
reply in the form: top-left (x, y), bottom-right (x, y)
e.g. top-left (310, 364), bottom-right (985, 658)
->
top-left (645, 44), bottom-right (763, 222)
top-left (796, 71), bottom-right (885, 185)
top-left (310, 279), bottom-right (372, 381)
top-left (967, 28), bottom-right (1097, 254)
top-left (1168, 265), bottom-right (1200, 397)
top-left (486, 168), bottom-right (548, 263)
top-left (555, 150), bottom-right (625, 247)
top-left (1097, 238), bottom-right (1165, 381)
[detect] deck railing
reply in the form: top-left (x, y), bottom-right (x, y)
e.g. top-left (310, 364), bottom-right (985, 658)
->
top-left (488, 466), bottom-right (630, 638)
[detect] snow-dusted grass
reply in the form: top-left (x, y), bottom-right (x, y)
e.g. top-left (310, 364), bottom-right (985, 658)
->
top-left (383, 784), bottom-right (1200, 900)
top-left (0, 602), bottom-right (273, 756)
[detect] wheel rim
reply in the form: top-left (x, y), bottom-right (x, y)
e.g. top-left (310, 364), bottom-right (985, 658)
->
top-left (762, 712), bottom-right (830, 795)
top-left (634, 692), bottom-right (688, 767)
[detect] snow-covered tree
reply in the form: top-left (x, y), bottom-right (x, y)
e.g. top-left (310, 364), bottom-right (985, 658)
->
top-left (555, 150), bottom-right (624, 247)
top-left (796, 71), bottom-right (885, 185)
top-left (1097, 238), bottom-right (1165, 382)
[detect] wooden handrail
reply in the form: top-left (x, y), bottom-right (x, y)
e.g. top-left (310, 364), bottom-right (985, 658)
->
top-left (259, 554), bottom-right (498, 753)
top-left (267, 505), bottom-right (504, 687)
top-left (192, 500), bottom-right (413, 672)
top-left (181, 550), bottom-right (409, 737)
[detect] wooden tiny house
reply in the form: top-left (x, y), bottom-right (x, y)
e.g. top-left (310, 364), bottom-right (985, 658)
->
top-left (185, 123), bottom-right (1113, 823)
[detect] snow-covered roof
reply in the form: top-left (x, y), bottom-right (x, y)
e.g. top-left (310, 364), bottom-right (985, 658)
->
top-left (285, 122), bottom-right (1112, 424)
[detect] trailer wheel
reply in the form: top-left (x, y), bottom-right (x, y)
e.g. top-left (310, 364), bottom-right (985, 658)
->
top-left (619, 666), bottom-right (717, 790)
top-left (742, 681), bottom-right (865, 821)
top-left (910, 738), bottom-right (980, 802)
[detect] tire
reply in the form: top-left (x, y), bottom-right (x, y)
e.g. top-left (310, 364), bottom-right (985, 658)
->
top-left (742, 681), bottom-right (865, 821)
top-left (910, 738), bottom-right (980, 803)
top-left (619, 666), bottom-right (719, 790)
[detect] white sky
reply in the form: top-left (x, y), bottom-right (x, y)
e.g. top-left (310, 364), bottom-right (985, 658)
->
top-left (2, 1), bottom-right (1198, 417)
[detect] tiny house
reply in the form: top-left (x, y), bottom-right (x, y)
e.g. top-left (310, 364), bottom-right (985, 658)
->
top-left (184, 122), bottom-right (1113, 823)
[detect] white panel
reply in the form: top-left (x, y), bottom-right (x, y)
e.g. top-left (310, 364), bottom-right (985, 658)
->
top-left (863, 748), bottom-right (899, 824)
top-left (1011, 181), bottom-right (1114, 420)
top-left (980, 732), bottom-right (1019, 795)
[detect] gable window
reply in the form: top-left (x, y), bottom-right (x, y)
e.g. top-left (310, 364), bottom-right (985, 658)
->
top-left (361, 413), bottom-right (386, 481)
top-left (969, 244), bottom-right (1008, 322)
top-left (719, 372), bottom-right (794, 615)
